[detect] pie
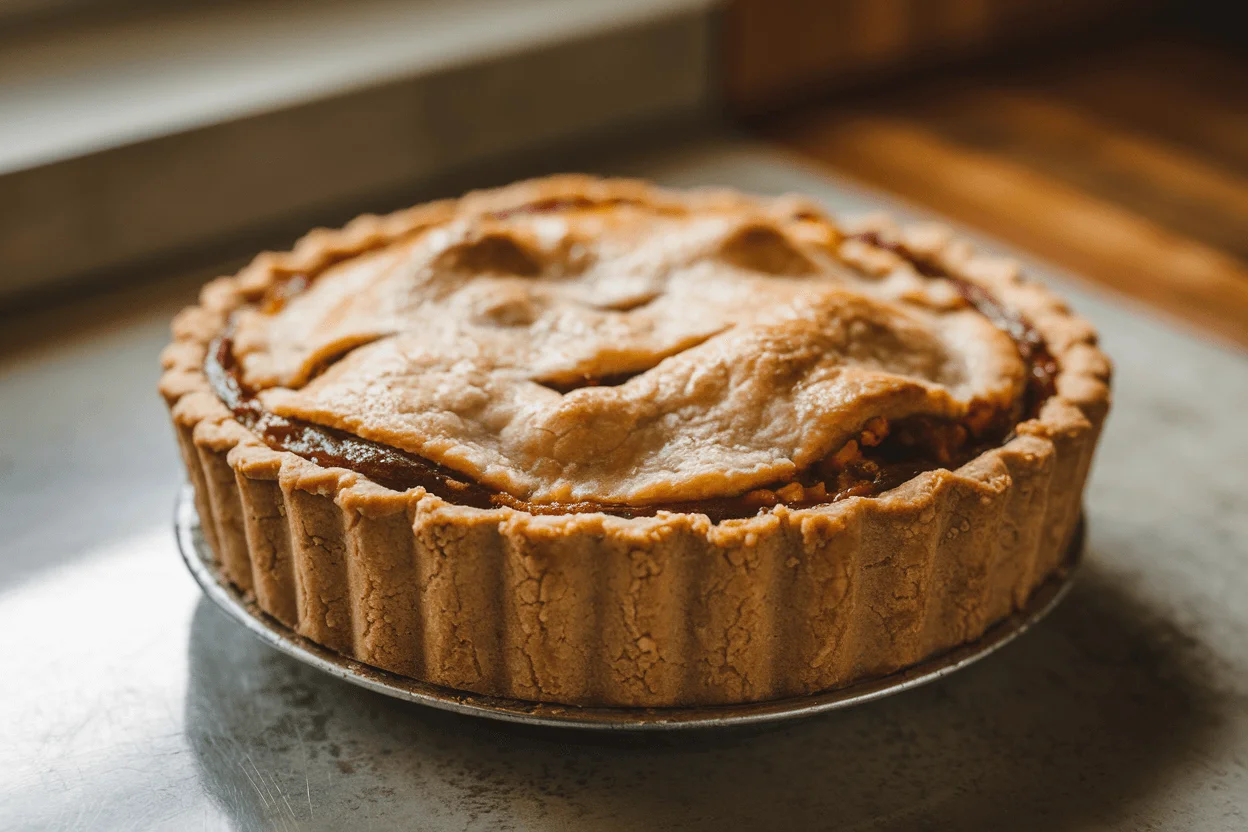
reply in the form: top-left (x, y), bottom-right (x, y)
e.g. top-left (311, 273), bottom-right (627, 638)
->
top-left (160, 176), bottom-right (1110, 707)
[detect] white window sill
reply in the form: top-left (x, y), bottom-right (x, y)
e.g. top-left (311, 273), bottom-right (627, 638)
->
top-left (1, 0), bottom-right (716, 303)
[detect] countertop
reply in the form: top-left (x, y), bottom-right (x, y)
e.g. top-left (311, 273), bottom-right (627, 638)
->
top-left (1, 139), bottom-right (1245, 831)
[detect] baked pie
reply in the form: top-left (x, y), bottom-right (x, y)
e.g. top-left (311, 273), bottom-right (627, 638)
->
top-left (161, 176), bottom-right (1110, 707)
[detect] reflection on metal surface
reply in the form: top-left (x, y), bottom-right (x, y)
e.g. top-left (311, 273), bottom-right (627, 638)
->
top-left (4, 141), bottom-right (1246, 830)
top-left (176, 485), bottom-right (1083, 731)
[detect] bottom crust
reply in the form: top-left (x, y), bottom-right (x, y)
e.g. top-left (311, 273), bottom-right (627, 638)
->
top-left (171, 401), bottom-right (1098, 708)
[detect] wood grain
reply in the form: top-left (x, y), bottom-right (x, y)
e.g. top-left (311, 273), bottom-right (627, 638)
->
top-left (925, 89), bottom-right (1248, 260)
top-left (723, 0), bottom-right (1147, 114)
top-left (764, 39), bottom-right (1248, 349)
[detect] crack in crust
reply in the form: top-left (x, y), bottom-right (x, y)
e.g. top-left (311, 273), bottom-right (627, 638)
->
top-left (160, 176), bottom-right (1110, 707)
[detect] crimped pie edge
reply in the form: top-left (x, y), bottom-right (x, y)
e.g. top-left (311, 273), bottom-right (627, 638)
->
top-left (159, 176), bottom-right (1110, 707)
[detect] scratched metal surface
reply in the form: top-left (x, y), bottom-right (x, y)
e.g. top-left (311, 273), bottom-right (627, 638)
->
top-left (1, 139), bottom-right (1246, 831)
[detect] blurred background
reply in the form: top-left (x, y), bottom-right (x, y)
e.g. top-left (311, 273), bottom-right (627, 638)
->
top-left (3, 3), bottom-right (1248, 830)
top-left (2, 0), bottom-right (1246, 345)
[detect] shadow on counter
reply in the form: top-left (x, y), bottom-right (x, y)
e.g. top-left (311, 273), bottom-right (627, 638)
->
top-left (183, 556), bottom-right (1228, 831)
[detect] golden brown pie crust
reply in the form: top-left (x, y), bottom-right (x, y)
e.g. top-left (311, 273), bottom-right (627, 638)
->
top-left (160, 176), bottom-right (1110, 707)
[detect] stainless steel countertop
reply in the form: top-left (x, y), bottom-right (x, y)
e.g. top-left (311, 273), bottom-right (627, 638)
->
top-left (2, 139), bottom-right (1246, 831)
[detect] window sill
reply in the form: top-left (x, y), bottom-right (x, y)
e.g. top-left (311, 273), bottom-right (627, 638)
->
top-left (1, 0), bottom-right (716, 305)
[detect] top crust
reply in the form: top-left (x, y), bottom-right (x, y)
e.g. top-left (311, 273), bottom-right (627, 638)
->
top-left (161, 175), bottom-right (1111, 518)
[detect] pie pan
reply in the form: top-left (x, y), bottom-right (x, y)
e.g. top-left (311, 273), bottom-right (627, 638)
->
top-left (177, 484), bottom-right (1082, 731)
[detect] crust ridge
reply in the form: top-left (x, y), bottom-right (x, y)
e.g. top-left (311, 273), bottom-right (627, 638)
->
top-left (162, 178), bottom-right (1109, 707)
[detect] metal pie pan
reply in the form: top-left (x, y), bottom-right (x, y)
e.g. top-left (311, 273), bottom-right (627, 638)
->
top-left (176, 485), bottom-right (1082, 731)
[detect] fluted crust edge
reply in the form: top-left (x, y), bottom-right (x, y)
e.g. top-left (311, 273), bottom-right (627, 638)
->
top-left (159, 180), bottom-right (1110, 707)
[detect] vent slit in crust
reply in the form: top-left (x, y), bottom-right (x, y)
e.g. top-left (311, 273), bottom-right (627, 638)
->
top-left (532, 328), bottom-right (727, 394)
